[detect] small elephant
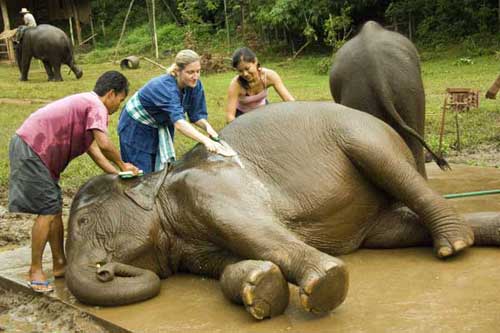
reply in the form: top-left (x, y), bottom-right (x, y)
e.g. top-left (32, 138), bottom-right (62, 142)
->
top-left (15, 24), bottom-right (83, 81)
top-left (330, 21), bottom-right (446, 178)
top-left (66, 102), bottom-right (500, 320)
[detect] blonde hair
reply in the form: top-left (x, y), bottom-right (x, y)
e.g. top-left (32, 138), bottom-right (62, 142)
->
top-left (166, 49), bottom-right (201, 76)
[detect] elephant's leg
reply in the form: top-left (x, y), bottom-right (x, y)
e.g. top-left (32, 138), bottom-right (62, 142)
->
top-left (179, 246), bottom-right (289, 319)
top-left (220, 260), bottom-right (289, 319)
top-left (346, 143), bottom-right (473, 258)
top-left (52, 62), bottom-right (63, 81)
top-left (20, 54), bottom-right (31, 81)
top-left (205, 198), bottom-right (348, 315)
top-left (42, 61), bottom-right (55, 81)
top-left (66, 59), bottom-right (83, 79)
top-left (363, 206), bottom-right (432, 248)
top-left (364, 208), bottom-right (500, 248)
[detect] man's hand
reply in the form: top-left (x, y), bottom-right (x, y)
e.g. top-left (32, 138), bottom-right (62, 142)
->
top-left (121, 162), bottom-right (140, 175)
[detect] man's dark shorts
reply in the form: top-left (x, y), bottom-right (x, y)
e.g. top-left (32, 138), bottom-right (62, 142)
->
top-left (8, 135), bottom-right (62, 215)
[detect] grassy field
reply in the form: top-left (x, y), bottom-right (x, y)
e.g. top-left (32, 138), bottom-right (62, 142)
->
top-left (0, 54), bottom-right (498, 191)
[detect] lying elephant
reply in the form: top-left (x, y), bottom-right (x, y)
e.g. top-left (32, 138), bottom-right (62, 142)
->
top-left (66, 102), bottom-right (500, 320)
top-left (329, 21), bottom-right (447, 178)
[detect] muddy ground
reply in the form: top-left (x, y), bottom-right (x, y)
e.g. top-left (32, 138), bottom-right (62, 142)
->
top-left (0, 145), bottom-right (499, 332)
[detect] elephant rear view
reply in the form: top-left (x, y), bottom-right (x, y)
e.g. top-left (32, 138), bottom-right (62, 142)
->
top-left (329, 21), bottom-right (447, 178)
top-left (15, 24), bottom-right (83, 82)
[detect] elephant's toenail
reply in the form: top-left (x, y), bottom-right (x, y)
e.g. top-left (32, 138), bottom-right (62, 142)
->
top-left (438, 247), bottom-right (452, 257)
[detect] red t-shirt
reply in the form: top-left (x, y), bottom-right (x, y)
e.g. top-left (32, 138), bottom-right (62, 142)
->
top-left (17, 92), bottom-right (108, 180)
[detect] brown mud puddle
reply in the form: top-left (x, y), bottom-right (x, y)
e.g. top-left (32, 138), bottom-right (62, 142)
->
top-left (0, 164), bottom-right (500, 332)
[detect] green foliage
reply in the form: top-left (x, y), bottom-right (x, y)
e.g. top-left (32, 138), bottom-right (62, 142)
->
top-left (453, 57), bottom-right (475, 65)
top-left (81, 23), bottom-right (186, 63)
top-left (1, 52), bottom-right (499, 189)
top-left (315, 57), bottom-right (333, 75)
top-left (324, 5), bottom-right (353, 52)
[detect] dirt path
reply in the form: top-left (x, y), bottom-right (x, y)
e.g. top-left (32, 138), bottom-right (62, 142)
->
top-left (0, 98), bottom-right (52, 105)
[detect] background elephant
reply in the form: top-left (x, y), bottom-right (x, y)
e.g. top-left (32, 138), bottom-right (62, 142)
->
top-left (15, 24), bottom-right (83, 81)
top-left (329, 21), bottom-right (447, 178)
top-left (65, 103), bottom-right (500, 320)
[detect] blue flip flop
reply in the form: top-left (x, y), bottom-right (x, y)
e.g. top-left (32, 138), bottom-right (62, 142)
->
top-left (28, 280), bottom-right (54, 293)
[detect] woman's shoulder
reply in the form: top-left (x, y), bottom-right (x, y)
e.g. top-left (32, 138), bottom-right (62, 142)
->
top-left (262, 67), bottom-right (279, 78)
top-left (228, 76), bottom-right (242, 91)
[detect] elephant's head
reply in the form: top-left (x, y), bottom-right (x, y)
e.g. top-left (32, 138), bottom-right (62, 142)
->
top-left (66, 168), bottom-right (171, 306)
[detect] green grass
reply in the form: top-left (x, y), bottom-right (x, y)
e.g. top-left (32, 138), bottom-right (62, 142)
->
top-left (0, 53), bottom-right (498, 191)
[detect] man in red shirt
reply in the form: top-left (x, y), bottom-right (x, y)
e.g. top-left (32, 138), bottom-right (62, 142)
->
top-left (8, 71), bottom-right (139, 292)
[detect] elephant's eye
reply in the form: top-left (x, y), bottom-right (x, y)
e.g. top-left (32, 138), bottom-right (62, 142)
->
top-left (78, 217), bottom-right (89, 226)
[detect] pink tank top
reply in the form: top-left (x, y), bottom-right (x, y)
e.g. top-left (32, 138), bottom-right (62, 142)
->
top-left (236, 70), bottom-right (268, 113)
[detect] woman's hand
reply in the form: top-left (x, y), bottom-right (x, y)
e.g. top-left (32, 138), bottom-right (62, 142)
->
top-left (206, 126), bottom-right (219, 140)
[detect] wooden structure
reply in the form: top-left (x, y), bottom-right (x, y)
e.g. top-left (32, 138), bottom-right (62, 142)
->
top-left (438, 88), bottom-right (480, 153)
top-left (0, 28), bottom-right (15, 63)
top-left (0, 0), bottom-right (91, 62)
top-left (485, 74), bottom-right (500, 99)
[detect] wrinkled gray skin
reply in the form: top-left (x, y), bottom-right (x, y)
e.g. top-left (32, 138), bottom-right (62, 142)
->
top-left (66, 102), bottom-right (500, 320)
top-left (330, 21), bottom-right (447, 178)
top-left (15, 24), bottom-right (83, 81)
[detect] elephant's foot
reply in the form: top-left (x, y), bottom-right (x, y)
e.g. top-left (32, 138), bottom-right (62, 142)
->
top-left (19, 76), bottom-right (27, 81)
top-left (75, 69), bottom-right (83, 79)
top-left (299, 258), bottom-right (348, 314)
top-left (432, 219), bottom-right (474, 259)
top-left (220, 260), bottom-right (289, 320)
top-left (241, 262), bottom-right (289, 320)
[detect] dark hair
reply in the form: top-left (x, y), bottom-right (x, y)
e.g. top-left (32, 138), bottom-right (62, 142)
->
top-left (232, 47), bottom-right (260, 90)
top-left (93, 71), bottom-right (129, 97)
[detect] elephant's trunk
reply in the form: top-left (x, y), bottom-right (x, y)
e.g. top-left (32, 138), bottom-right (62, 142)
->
top-left (66, 262), bottom-right (161, 306)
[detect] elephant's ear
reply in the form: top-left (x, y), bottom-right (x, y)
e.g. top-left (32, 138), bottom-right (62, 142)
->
top-left (124, 168), bottom-right (168, 210)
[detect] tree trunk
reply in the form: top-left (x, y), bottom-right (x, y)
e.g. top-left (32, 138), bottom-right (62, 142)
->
top-left (0, 0), bottom-right (10, 30)
top-left (68, 0), bottom-right (82, 46)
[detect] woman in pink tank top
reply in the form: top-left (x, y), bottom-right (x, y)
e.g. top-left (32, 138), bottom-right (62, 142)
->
top-left (225, 47), bottom-right (295, 123)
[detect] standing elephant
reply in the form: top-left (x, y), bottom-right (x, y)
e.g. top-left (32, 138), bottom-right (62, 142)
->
top-left (15, 24), bottom-right (82, 81)
top-left (330, 21), bottom-right (446, 178)
top-left (65, 102), bottom-right (500, 320)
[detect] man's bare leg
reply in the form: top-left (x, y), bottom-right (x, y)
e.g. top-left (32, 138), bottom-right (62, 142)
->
top-left (29, 214), bottom-right (55, 291)
top-left (48, 212), bottom-right (66, 277)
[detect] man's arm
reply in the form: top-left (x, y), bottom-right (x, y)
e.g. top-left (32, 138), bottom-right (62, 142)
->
top-left (87, 141), bottom-right (119, 174)
top-left (91, 129), bottom-right (139, 173)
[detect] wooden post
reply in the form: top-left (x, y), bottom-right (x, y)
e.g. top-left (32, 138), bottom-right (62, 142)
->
top-left (69, 17), bottom-right (75, 46)
top-left (223, 0), bottom-right (230, 50)
top-left (113, 0), bottom-right (135, 61)
top-left (101, 20), bottom-right (106, 38)
top-left (152, 0), bottom-right (158, 59)
top-left (68, 0), bottom-right (82, 45)
top-left (0, 0), bottom-right (14, 63)
top-left (0, 0), bottom-right (10, 30)
top-left (90, 14), bottom-right (96, 47)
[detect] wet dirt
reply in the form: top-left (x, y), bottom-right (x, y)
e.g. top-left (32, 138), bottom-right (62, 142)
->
top-left (0, 288), bottom-right (109, 332)
top-left (1, 159), bottom-right (500, 332)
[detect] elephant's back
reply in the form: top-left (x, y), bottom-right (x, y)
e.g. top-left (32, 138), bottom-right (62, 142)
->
top-left (219, 102), bottom-right (394, 254)
top-left (31, 24), bottom-right (69, 45)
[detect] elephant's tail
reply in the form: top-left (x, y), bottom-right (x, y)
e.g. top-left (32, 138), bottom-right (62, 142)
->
top-left (384, 101), bottom-right (450, 171)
